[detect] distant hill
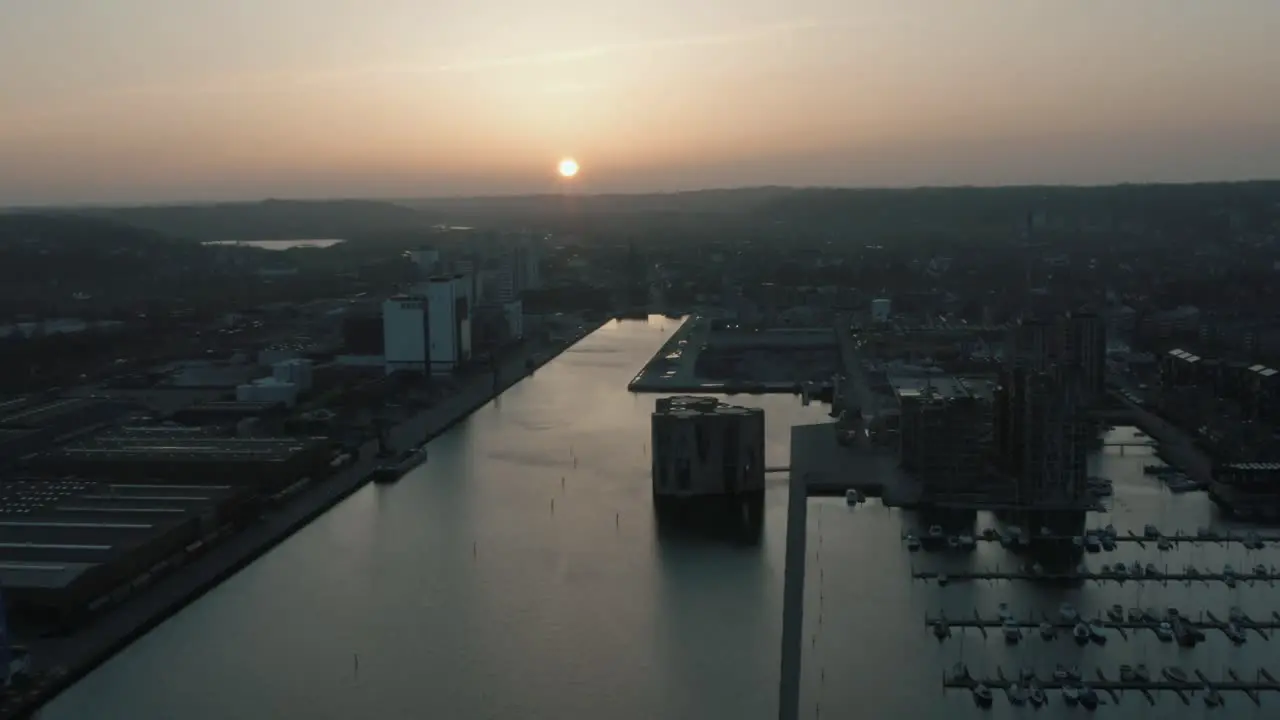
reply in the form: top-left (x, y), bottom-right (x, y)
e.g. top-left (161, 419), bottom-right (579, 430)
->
top-left (400, 181), bottom-right (1280, 238)
top-left (77, 199), bottom-right (433, 242)
top-left (0, 213), bottom-right (217, 315)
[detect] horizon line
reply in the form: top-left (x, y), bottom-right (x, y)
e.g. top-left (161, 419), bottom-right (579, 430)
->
top-left (5, 177), bottom-right (1280, 212)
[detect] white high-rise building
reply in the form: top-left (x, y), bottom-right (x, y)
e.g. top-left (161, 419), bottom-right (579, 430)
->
top-left (382, 295), bottom-right (430, 374)
top-left (424, 274), bottom-right (473, 373)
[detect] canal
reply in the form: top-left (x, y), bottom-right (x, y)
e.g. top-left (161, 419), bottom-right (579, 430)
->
top-left (43, 318), bottom-right (832, 720)
top-left (43, 317), bottom-right (1280, 719)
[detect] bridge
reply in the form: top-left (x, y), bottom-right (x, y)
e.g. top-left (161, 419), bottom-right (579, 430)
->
top-left (764, 466), bottom-right (790, 474)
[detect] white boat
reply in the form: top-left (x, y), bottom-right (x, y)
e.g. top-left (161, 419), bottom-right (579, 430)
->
top-left (1062, 685), bottom-right (1080, 705)
top-left (950, 662), bottom-right (970, 681)
top-left (1119, 664), bottom-right (1135, 681)
top-left (1106, 604), bottom-right (1124, 622)
top-left (926, 525), bottom-right (944, 543)
top-left (844, 489), bottom-right (859, 506)
top-left (972, 684), bottom-right (993, 708)
top-left (1052, 664), bottom-right (1071, 681)
top-left (1059, 602), bottom-right (1079, 623)
top-left (1088, 622), bottom-right (1107, 644)
top-left (1039, 526), bottom-right (1053, 537)
top-left (1007, 684), bottom-right (1027, 705)
top-left (1143, 523), bottom-right (1160, 539)
top-left (932, 619), bottom-right (950, 639)
top-left (1133, 663), bottom-right (1150, 682)
top-left (1145, 562), bottom-right (1159, 576)
top-left (1083, 534), bottom-right (1102, 553)
top-left (1002, 619), bottom-right (1022, 644)
top-left (1072, 622), bottom-right (1091, 645)
top-left (1101, 534), bottom-right (1116, 551)
top-left (1203, 686), bottom-right (1224, 707)
top-left (1072, 535), bottom-right (1084, 549)
top-left (1028, 686), bottom-right (1047, 707)
top-left (1157, 536), bottom-right (1173, 551)
top-left (998, 602), bottom-right (1014, 621)
top-left (1039, 621), bottom-right (1055, 640)
top-left (1079, 685), bottom-right (1099, 710)
top-left (1254, 563), bottom-right (1268, 577)
top-left (946, 535), bottom-right (959, 550)
top-left (1226, 622), bottom-right (1247, 644)
top-left (1155, 622), bottom-right (1174, 641)
top-left (1113, 563), bottom-right (1129, 578)
top-left (1102, 523), bottom-right (1117, 537)
top-left (905, 534), bottom-right (921, 552)
top-left (958, 533), bottom-right (975, 550)
top-left (1127, 607), bottom-right (1144, 622)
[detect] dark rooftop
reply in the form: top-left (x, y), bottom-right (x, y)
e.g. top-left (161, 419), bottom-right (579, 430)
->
top-left (0, 477), bottom-right (235, 592)
top-left (51, 436), bottom-right (322, 463)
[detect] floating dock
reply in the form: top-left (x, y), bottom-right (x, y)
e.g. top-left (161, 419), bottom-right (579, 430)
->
top-left (944, 664), bottom-right (1280, 707)
top-left (929, 528), bottom-right (1280, 548)
top-left (925, 609), bottom-right (1277, 641)
top-left (913, 568), bottom-right (1279, 586)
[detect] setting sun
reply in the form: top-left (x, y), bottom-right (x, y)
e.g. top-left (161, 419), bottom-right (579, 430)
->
top-left (558, 158), bottom-right (579, 178)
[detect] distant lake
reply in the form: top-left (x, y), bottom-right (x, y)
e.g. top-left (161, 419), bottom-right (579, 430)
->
top-left (203, 239), bottom-right (346, 250)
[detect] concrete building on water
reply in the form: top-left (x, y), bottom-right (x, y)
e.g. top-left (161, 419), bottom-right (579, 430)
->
top-left (650, 397), bottom-right (765, 532)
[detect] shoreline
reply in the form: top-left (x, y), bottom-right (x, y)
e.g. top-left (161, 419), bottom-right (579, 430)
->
top-left (17, 325), bottom-right (600, 717)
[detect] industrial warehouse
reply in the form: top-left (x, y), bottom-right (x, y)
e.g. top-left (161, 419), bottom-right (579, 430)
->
top-left (0, 418), bottom-right (331, 628)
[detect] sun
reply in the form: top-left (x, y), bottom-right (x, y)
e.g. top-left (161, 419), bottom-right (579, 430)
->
top-left (558, 158), bottom-right (579, 178)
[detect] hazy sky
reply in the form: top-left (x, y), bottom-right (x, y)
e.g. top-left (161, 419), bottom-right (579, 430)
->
top-left (3, 0), bottom-right (1280, 205)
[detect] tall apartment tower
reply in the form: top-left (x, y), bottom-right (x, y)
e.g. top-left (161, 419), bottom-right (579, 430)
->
top-left (997, 318), bottom-right (1091, 508)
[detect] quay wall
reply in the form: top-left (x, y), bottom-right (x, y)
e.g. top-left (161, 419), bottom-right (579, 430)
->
top-left (18, 325), bottom-right (602, 719)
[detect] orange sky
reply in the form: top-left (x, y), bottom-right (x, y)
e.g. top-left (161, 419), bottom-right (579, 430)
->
top-left (3, 1), bottom-right (1280, 204)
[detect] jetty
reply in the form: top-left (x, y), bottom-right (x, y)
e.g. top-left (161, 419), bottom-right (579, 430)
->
top-left (914, 528), bottom-right (1278, 549)
top-left (944, 664), bottom-right (1280, 707)
top-left (925, 608), bottom-right (1277, 642)
top-left (914, 568), bottom-right (1279, 587)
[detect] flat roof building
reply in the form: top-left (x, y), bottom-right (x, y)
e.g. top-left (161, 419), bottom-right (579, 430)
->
top-left (33, 429), bottom-right (330, 492)
top-left (0, 477), bottom-right (243, 624)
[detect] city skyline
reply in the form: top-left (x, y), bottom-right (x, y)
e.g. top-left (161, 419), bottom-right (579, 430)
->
top-left (3, 0), bottom-right (1280, 205)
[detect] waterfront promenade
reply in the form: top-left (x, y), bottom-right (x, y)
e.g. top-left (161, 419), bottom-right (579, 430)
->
top-left (21, 327), bottom-right (598, 718)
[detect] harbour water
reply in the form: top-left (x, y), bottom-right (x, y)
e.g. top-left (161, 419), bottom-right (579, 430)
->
top-left (203, 239), bottom-right (346, 249)
top-left (42, 318), bottom-right (1280, 718)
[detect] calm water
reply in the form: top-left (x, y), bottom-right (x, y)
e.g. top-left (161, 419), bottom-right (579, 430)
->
top-left (44, 318), bottom-right (1280, 719)
top-left (204, 239), bottom-right (345, 249)
top-left (44, 318), bottom-right (826, 719)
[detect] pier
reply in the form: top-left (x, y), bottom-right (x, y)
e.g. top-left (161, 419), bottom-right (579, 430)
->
top-left (910, 528), bottom-right (1280, 548)
top-left (925, 609), bottom-right (1279, 641)
top-left (913, 568), bottom-right (1280, 586)
top-left (944, 664), bottom-right (1280, 707)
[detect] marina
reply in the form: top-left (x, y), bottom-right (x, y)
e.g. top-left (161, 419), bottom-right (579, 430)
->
top-left (913, 568), bottom-right (1280, 586)
top-left (944, 664), bottom-right (1280, 707)
top-left (925, 608), bottom-right (1279, 642)
top-left (906, 526), bottom-right (1279, 549)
